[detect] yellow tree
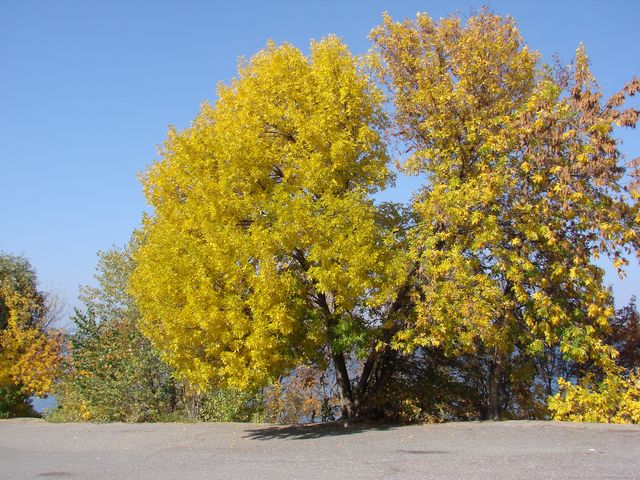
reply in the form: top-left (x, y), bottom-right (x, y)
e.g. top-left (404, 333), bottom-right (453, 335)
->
top-left (0, 254), bottom-right (62, 417)
top-left (129, 37), bottom-right (410, 418)
top-left (371, 10), bottom-right (640, 419)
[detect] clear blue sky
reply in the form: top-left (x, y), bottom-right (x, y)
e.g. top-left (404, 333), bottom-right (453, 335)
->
top-left (1, 1), bottom-right (638, 324)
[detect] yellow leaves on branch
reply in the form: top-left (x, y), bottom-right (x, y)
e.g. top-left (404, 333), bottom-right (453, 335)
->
top-left (0, 286), bottom-right (63, 397)
top-left (549, 372), bottom-right (640, 424)
top-left (371, 9), bottom-right (538, 178)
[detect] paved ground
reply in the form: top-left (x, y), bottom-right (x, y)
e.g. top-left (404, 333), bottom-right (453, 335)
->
top-left (1, 419), bottom-right (638, 479)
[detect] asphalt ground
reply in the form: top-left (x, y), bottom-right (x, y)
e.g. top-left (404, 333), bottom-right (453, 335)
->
top-left (1, 419), bottom-right (638, 479)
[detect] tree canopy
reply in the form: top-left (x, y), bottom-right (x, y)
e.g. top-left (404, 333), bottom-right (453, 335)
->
top-left (127, 10), bottom-right (640, 422)
top-left (129, 36), bottom-right (411, 418)
top-left (371, 9), bottom-right (640, 419)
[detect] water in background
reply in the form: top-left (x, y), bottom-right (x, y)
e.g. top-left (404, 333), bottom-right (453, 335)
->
top-left (31, 396), bottom-right (57, 414)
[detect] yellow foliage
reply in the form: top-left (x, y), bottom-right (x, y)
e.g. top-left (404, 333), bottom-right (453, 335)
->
top-left (130, 37), bottom-right (406, 391)
top-left (549, 372), bottom-right (640, 424)
top-left (0, 285), bottom-right (63, 397)
top-left (371, 9), bottom-right (637, 371)
top-left (127, 9), bottom-right (640, 419)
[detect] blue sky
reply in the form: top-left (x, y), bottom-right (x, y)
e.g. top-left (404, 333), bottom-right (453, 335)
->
top-left (1, 1), bottom-right (638, 324)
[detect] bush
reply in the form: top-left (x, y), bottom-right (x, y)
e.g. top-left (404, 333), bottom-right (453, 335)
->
top-left (198, 388), bottom-right (265, 423)
top-left (0, 384), bottom-right (37, 419)
top-left (548, 371), bottom-right (640, 423)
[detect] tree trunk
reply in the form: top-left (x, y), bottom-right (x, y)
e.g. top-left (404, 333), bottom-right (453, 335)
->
top-left (487, 358), bottom-right (502, 421)
top-left (290, 250), bottom-right (414, 421)
top-left (354, 269), bottom-right (416, 418)
top-left (332, 352), bottom-right (355, 419)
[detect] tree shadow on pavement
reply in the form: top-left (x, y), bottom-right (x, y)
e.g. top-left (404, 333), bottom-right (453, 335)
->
top-left (244, 420), bottom-right (400, 441)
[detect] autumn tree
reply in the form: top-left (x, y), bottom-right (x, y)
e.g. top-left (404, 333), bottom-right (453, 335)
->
top-left (0, 253), bottom-right (62, 418)
top-left (371, 10), bottom-right (640, 420)
top-left (129, 37), bottom-right (412, 419)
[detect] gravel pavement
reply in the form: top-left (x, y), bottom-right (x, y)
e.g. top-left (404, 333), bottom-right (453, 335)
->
top-left (1, 419), bottom-right (638, 479)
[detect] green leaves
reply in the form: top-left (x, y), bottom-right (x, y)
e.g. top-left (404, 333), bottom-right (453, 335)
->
top-left (52, 245), bottom-right (178, 422)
